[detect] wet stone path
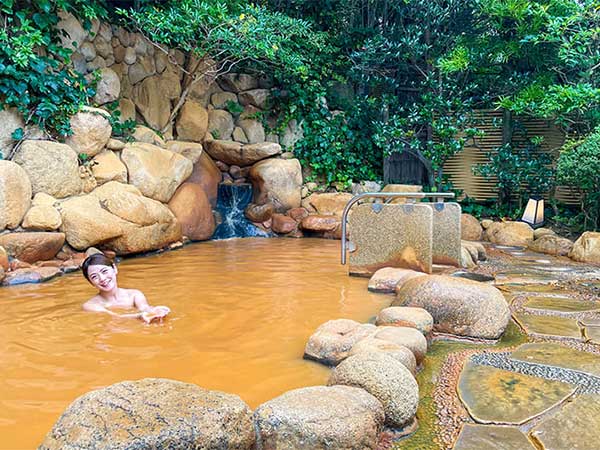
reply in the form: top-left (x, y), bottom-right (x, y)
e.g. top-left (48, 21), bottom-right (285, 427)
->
top-left (451, 245), bottom-right (600, 450)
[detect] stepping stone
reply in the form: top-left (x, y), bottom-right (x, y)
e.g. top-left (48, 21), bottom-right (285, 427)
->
top-left (523, 296), bottom-right (600, 313)
top-left (585, 326), bottom-right (600, 344)
top-left (500, 284), bottom-right (570, 294)
top-left (454, 424), bottom-right (536, 450)
top-left (513, 313), bottom-right (582, 339)
top-left (458, 362), bottom-right (575, 425)
top-left (530, 394), bottom-right (600, 450)
top-left (510, 342), bottom-right (600, 378)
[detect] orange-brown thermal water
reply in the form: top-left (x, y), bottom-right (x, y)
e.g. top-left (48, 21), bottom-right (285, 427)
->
top-left (0, 238), bottom-right (389, 449)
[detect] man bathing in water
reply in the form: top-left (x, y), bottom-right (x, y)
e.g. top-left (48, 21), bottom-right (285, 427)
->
top-left (81, 253), bottom-right (170, 323)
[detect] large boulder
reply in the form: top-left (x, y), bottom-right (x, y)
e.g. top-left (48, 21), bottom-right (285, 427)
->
top-left (249, 158), bottom-right (302, 213)
top-left (304, 319), bottom-right (376, 365)
top-left (461, 240), bottom-right (487, 264)
top-left (132, 125), bottom-right (166, 148)
top-left (244, 202), bottom-right (274, 223)
top-left (0, 232), bottom-right (64, 263)
top-left (368, 267), bottom-right (426, 293)
top-left (376, 307), bottom-right (434, 335)
top-left (40, 378), bottom-right (255, 450)
top-left (90, 181), bottom-right (182, 254)
top-left (186, 151), bottom-right (221, 206)
top-left (529, 234), bottom-right (574, 256)
top-left (0, 160), bottom-right (32, 230)
top-left (569, 232), bottom-right (600, 264)
top-left (13, 140), bottom-right (82, 198)
top-left (394, 275), bottom-right (510, 340)
top-left (93, 68), bottom-right (120, 105)
top-left (300, 215), bottom-right (341, 233)
top-left (218, 73), bottom-right (258, 93)
top-left (121, 142), bottom-right (193, 202)
top-left (372, 326), bottom-right (428, 363)
top-left (348, 337), bottom-right (417, 375)
top-left (64, 107), bottom-right (112, 157)
top-left (461, 214), bottom-right (483, 241)
top-left (237, 118), bottom-right (265, 144)
top-left (22, 205), bottom-right (62, 231)
top-left (206, 140), bottom-right (281, 167)
top-left (176, 101), bottom-right (209, 142)
top-left (238, 89), bottom-right (270, 109)
top-left (91, 150), bottom-right (128, 185)
top-left (207, 109), bottom-right (234, 140)
top-left (486, 221), bottom-right (534, 247)
top-left (166, 141), bottom-right (204, 164)
top-left (305, 193), bottom-right (354, 217)
top-left (56, 11), bottom-right (87, 51)
top-left (254, 385), bottom-right (384, 450)
top-left (328, 352), bottom-right (419, 428)
top-left (56, 195), bottom-right (123, 250)
top-left (132, 75), bottom-right (172, 131)
top-left (168, 182), bottom-right (215, 241)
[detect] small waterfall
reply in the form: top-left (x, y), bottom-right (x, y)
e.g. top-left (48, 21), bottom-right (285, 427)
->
top-left (212, 183), bottom-right (271, 239)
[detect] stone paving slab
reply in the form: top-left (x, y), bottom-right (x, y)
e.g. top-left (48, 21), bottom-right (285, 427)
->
top-left (510, 343), bottom-right (600, 378)
top-left (453, 424), bottom-right (536, 450)
top-left (523, 296), bottom-right (600, 313)
top-left (530, 394), bottom-right (600, 450)
top-left (513, 313), bottom-right (582, 339)
top-left (457, 362), bottom-right (575, 425)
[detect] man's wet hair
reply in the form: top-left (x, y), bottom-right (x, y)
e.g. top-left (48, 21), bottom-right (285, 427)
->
top-left (81, 253), bottom-right (115, 281)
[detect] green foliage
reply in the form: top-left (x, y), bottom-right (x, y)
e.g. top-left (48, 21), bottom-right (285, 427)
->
top-left (474, 140), bottom-right (555, 212)
top-left (0, 0), bottom-right (106, 145)
top-left (225, 99), bottom-right (244, 116)
top-left (557, 129), bottom-right (600, 230)
top-left (102, 101), bottom-right (136, 139)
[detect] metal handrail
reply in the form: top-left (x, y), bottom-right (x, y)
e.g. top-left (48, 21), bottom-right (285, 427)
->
top-left (340, 192), bottom-right (455, 264)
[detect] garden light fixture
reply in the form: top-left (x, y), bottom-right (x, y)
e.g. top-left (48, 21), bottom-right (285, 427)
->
top-left (521, 197), bottom-right (544, 228)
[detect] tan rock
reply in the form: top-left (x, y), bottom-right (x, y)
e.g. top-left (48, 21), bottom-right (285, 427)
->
top-left (105, 218), bottom-right (182, 255)
top-left (93, 68), bottom-right (120, 105)
top-left (132, 125), bottom-right (166, 148)
top-left (13, 140), bottom-right (82, 198)
top-left (254, 385), bottom-right (384, 450)
top-left (218, 73), bottom-right (258, 93)
top-left (0, 108), bottom-right (25, 156)
top-left (376, 307), bottom-right (434, 334)
top-left (348, 337), bottom-right (417, 375)
top-left (0, 232), bottom-right (65, 263)
top-left (0, 160), bottom-right (32, 230)
top-left (529, 234), bottom-right (574, 256)
top-left (328, 352), bottom-right (419, 428)
top-left (461, 245), bottom-right (476, 268)
top-left (239, 88), bottom-right (270, 109)
top-left (394, 275), bottom-right (510, 339)
top-left (232, 126), bottom-right (248, 143)
top-left (168, 182), bottom-right (215, 241)
top-left (186, 151), bottom-right (221, 206)
top-left (237, 118), bottom-right (265, 144)
top-left (249, 158), bottom-right (302, 212)
top-left (206, 140), bottom-right (280, 167)
top-left (57, 195), bottom-right (123, 250)
top-left (176, 101), bottom-right (208, 142)
top-left (90, 182), bottom-right (172, 226)
top-left (271, 213), bottom-right (297, 234)
top-left (166, 141), bottom-right (203, 164)
top-left (0, 246), bottom-right (8, 271)
top-left (306, 193), bottom-right (354, 217)
top-left (91, 150), bottom-right (127, 185)
top-left (121, 143), bottom-right (193, 202)
top-left (132, 76), bottom-right (171, 131)
top-left (64, 107), bottom-right (112, 157)
top-left (461, 213), bottom-right (483, 241)
top-left (211, 92), bottom-right (238, 109)
top-left (533, 227), bottom-right (556, 239)
top-left (461, 240), bottom-right (487, 263)
top-left (368, 267), bottom-right (426, 293)
top-left (288, 207), bottom-right (309, 221)
top-left (56, 11), bottom-right (86, 51)
top-left (486, 221), bottom-right (534, 247)
top-left (107, 138), bottom-right (126, 151)
top-left (207, 110), bottom-right (234, 140)
top-left (481, 219), bottom-right (493, 229)
top-left (304, 319), bottom-right (376, 365)
top-left (569, 232), bottom-right (600, 264)
top-left (40, 379), bottom-right (255, 450)
top-left (128, 54), bottom-right (156, 84)
top-left (22, 205), bottom-right (62, 231)
top-left (300, 215), bottom-right (340, 232)
top-left (117, 98), bottom-right (136, 124)
top-left (373, 326), bottom-right (428, 363)
top-left (31, 193), bottom-right (57, 207)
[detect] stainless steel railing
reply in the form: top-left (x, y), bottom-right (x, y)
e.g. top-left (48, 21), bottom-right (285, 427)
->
top-left (340, 192), bottom-right (455, 264)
